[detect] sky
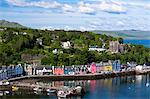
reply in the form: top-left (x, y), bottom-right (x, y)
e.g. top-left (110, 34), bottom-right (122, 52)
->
top-left (1, 0), bottom-right (150, 30)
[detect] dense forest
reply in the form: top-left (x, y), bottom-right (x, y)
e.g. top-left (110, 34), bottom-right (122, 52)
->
top-left (0, 27), bottom-right (149, 66)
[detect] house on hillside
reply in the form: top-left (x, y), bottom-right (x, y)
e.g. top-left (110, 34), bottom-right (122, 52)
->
top-left (89, 45), bottom-right (106, 52)
top-left (52, 49), bottom-right (63, 54)
top-left (36, 38), bottom-right (43, 46)
top-left (22, 32), bottom-right (27, 35)
top-left (61, 41), bottom-right (71, 49)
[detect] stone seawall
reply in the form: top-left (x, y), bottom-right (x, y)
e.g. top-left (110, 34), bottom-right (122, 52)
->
top-left (2, 70), bottom-right (150, 83)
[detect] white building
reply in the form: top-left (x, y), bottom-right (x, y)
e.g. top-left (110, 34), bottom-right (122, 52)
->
top-left (89, 46), bottom-right (106, 52)
top-left (61, 41), bottom-right (71, 49)
top-left (135, 65), bottom-right (143, 71)
top-left (36, 67), bottom-right (52, 75)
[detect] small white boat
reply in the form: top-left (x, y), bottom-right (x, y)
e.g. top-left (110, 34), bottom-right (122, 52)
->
top-left (0, 91), bottom-right (3, 96)
top-left (146, 83), bottom-right (149, 87)
top-left (46, 89), bottom-right (56, 93)
top-left (3, 82), bottom-right (10, 85)
top-left (33, 87), bottom-right (43, 92)
top-left (4, 91), bottom-right (9, 94)
top-left (74, 86), bottom-right (82, 94)
top-left (57, 90), bottom-right (67, 98)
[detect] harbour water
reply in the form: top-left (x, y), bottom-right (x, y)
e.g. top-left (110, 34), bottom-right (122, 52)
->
top-left (1, 74), bottom-right (150, 99)
top-left (124, 39), bottom-right (150, 48)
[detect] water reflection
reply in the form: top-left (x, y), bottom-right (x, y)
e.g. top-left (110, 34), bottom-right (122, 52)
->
top-left (1, 74), bottom-right (150, 99)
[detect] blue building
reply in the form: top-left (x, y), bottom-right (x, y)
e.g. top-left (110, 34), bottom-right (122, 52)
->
top-left (15, 65), bottom-right (24, 76)
top-left (0, 65), bottom-right (24, 80)
top-left (112, 60), bottom-right (121, 71)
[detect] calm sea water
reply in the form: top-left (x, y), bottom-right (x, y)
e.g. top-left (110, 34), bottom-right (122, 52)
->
top-left (1, 75), bottom-right (150, 99)
top-left (124, 39), bottom-right (150, 48)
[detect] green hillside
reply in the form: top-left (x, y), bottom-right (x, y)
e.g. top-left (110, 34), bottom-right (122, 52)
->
top-left (0, 20), bottom-right (26, 28)
top-left (0, 27), bottom-right (149, 66)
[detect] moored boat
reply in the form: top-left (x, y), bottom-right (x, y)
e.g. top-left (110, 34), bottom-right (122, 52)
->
top-left (0, 91), bottom-right (3, 96)
top-left (74, 86), bottom-right (82, 94)
top-left (33, 87), bottom-right (43, 92)
top-left (12, 86), bottom-right (19, 91)
top-left (57, 90), bottom-right (67, 98)
top-left (46, 88), bottom-right (56, 93)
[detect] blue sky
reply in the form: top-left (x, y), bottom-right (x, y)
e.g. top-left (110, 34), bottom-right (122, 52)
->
top-left (1, 0), bottom-right (150, 30)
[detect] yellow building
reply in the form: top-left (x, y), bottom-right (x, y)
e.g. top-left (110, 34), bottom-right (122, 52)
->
top-left (104, 65), bottom-right (112, 71)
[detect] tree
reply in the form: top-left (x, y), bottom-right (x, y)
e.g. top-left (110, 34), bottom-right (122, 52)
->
top-left (118, 37), bottom-right (123, 44)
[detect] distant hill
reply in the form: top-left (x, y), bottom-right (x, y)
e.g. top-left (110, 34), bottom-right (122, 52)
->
top-left (0, 20), bottom-right (26, 28)
top-left (93, 30), bottom-right (150, 40)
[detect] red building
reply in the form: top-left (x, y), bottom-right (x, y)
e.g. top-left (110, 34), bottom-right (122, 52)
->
top-left (54, 67), bottom-right (64, 75)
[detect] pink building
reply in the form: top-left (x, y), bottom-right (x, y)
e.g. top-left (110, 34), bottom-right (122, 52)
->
top-left (91, 63), bottom-right (96, 74)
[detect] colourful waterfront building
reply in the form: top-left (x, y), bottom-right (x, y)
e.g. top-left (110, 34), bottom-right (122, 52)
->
top-left (104, 66), bottom-right (112, 71)
top-left (91, 63), bottom-right (96, 74)
top-left (54, 66), bottom-right (64, 75)
top-left (112, 60), bottom-right (121, 71)
top-left (96, 63), bottom-right (104, 73)
top-left (103, 61), bottom-right (113, 71)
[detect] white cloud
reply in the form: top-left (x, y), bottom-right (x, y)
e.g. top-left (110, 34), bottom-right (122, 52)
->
top-left (98, 1), bottom-right (127, 13)
top-left (6, 0), bottom-right (61, 9)
top-left (79, 6), bottom-right (95, 14)
top-left (78, 1), bottom-right (96, 14)
top-left (77, 1), bottom-right (127, 14)
top-left (3, 0), bottom-right (150, 31)
top-left (62, 4), bottom-right (74, 12)
top-left (117, 21), bottom-right (124, 26)
top-left (29, 1), bottom-right (61, 9)
top-left (6, 0), bottom-right (127, 14)
top-left (6, 0), bottom-right (26, 6)
top-left (6, 0), bottom-right (76, 13)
